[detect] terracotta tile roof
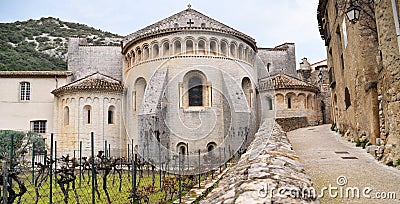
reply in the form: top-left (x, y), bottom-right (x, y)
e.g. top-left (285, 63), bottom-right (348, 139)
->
top-left (122, 8), bottom-right (256, 53)
top-left (259, 74), bottom-right (318, 92)
top-left (0, 71), bottom-right (72, 78)
top-left (52, 72), bottom-right (123, 95)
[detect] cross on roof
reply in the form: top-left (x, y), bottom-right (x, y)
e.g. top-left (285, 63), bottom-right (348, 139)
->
top-left (187, 19), bottom-right (194, 27)
top-left (187, 4), bottom-right (191, 9)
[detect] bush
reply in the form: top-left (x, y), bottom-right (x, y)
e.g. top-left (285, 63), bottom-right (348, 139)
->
top-left (386, 161), bottom-right (394, 166)
top-left (396, 158), bottom-right (400, 166)
top-left (331, 123), bottom-right (336, 131)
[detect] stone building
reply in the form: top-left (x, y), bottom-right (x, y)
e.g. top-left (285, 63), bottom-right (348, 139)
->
top-left (317, 0), bottom-right (400, 163)
top-left (0, 6), bottom-right (327, 166)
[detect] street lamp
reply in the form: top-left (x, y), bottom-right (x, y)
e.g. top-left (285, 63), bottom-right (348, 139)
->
top-left (346, 0), bottom-right (361, 23)
top-left (318, 71), bottom-right (323, 83)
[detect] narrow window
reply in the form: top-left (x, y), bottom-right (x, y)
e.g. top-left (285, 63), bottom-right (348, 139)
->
top-left (230, 43), bottom-right (237, 58)
top-left (143, 46), bottom-right (149, 60)
top-left (242, 77), bottom-right (252, 108)
top-left (174, 41), bottom-right (181, 55)
top-left (210, 41), bottom-right (217, 55)
top-left (163, 42), bottom-right (169, 57)
top-left (188, 77), bottom-right (203, 106)
top-left (288, 97), bottom-right (292, 109)
top-left (108, 106), bottom-right (115, 124)
top-left (345, 87), bottom-right (351, 109)
top-left (152, 44), bottom-right (159, 58)
top-left (64, 106), bottom-right (69, 125)
top-left (267, 63), bottom-right (271, 72)
top-left (221, 41), bottom-right (228, 56)
top-left (186, 40), bottom-right (194, 54)
top-left (198, 40), bottom-right (206, 55)
top-left (84, 105), bottom-right (91, 124)
top-left (20, 82), bottom-right (31, 101)
top-left (267, 97), bottom-right (273, 110)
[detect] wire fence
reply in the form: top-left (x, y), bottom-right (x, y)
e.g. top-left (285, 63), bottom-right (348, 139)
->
top-left (0, 132), bottom-right (233, 204)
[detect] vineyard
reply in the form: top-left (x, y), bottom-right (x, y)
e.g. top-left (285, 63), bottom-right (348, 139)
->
top-left (0, 131), bottom-right (230, 204)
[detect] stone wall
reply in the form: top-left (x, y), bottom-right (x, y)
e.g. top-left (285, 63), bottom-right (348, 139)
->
top-left (276, 117), bottom-right (309, 132)
top-left (201, 120), bottom-right (317, 203)
top-left (68, 38), bottom-right (123, 81)
top-left (257, 43), bottom-right (297, 78)
top-left (318, 0), bottom-right (380, 151)
top-left (375, 0), bottom-right (400, 163)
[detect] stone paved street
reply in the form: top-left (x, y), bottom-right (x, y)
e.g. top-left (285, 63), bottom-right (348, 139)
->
top-left (288, 125), bottom-right (400, 204)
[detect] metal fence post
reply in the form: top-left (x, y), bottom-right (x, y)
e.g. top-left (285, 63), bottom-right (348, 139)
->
top-left (54, 141), bottom-right (57, 178)
top-left (158, 140), bottom-right (162, 188)
top-left (91, 132), bottom-right (95, 204)
top-left (133, 154), bottom-right (137, 204)
top-left (104, 140), bottom-right (107, 158)
top-left (198, 149), bottom-right (201, 188)
top-left (178, 153), bottom-right (182, 204)
top-left (9, 133), bottom-right (14, 188)
top-left (2, 160), bottom-right (8, 204)
top-left (49, 133), bottom-right (53, 204)
top-left (79, 141), bottom-right (82, 188)
top-left (32, 145), bottom-right (35, 184)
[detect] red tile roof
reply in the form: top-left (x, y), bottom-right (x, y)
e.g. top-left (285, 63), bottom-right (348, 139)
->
top-left (259, 74), bottom-right (318, 92)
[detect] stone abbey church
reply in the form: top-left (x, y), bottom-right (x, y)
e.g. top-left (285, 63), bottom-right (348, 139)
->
top-left (0, 7), bottom-right (328, 162)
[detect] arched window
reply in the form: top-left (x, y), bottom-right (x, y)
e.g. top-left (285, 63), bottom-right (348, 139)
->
top-left (207, 142), bottom-right (217, 152)
top-left (307, 94), bottom-right (313, 110)
top-left (162, 42), bottom-right (169, 57)
top-left (143, 46), bottom-right (149, 60)
top-left (83, 105), bottom-right (92, 124)
top-left (288, 97), bottom-right (292, 109)
top-left (177, 142), bottom-right (187, 156)
top-left (186, 40), bottom-right (194, 54)
top-left (198, 40), bottom-right (206, 55)
top-left (266, 97), bottom-right (273, 110)
top-left (201, 23), bottom-right (206, 28)
top-left (267, 63), bottom-right (271, 72)
top-left (20, 82), bottom-right (30, 101)
top-left (131, 51), bottom-right (136, 65)
top-left (345, 87), bottom-right (351, 109)
top-left (134, 78), bottom-right (147, 112)
top-left (174, 23), bottom-right (179, 28)
top-left (174, 40), bottom-right (181, 55)
top-left (242, 77), bottom-right (252, 108)
top-left (230, 43), bottom-right (237, 58)
top-left (182, 71), bottom-right (209, 108)
top-left (108, 106), bottom-right (115, 124)
top-left (64, 106), bottom-right (69, 125)
top-left (136, 49), bottom-right (142, 62)
top-left (238, 45), bottom-right (243, 60)
top-left (188, 77), bottom-right (203, 106)
top-left (152, 44), bottom-right (159, 58)
top-left (210, 41), bottom-right (217, 55)
top-left (221, 41), bottom-right (228, 56)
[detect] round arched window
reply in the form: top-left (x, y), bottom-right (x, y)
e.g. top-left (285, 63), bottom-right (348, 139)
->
top-left (188, 77), bottom-right (203, 106)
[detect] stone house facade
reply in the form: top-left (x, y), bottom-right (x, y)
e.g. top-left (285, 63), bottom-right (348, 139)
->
top-left (318, 0), bottom-right (400, 163)
top-left (0, 71), bottom-right (71, 137)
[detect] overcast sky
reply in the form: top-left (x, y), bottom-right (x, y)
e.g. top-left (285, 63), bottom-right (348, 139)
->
top-left (0, 0), bottom-right (326, 67)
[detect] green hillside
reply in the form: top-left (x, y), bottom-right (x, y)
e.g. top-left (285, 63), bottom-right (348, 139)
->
top-left (0, 17), bottom-right (122, 71)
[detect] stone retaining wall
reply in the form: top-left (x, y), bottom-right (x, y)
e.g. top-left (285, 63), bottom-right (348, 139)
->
top-left (200, 120), bottom-right (318, 203)
top-left (276, 117), bottom-right (309, 132)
